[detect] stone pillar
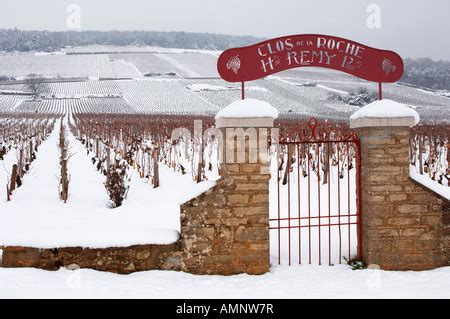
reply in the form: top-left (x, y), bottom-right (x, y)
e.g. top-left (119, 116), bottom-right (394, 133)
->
top-left (180, 99), bottom-right (277, 275)
top-left (350, 100), bottom-right (447, 270)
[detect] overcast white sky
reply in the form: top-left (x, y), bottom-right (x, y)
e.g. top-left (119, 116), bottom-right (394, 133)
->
top-left (1, 0), bottom-right (449, 60)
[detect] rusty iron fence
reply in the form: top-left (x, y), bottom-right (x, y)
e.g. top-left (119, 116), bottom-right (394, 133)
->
top-left (271, 118), bottom-right (362, 266)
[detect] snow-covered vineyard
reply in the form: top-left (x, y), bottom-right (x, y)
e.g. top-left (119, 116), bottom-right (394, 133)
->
top-left (0, 46), bottom-right (449, 299)
top-left (0, 47), bottom-right (449, 123)
top-left (0, 114), bottom-right (216, 247)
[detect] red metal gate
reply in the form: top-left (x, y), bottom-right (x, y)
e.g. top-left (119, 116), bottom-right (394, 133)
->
top-left (271, 118), bottom-right (362, 266)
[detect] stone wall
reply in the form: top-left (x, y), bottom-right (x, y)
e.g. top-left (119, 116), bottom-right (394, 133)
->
top-left (356, 126), bottom-right (449, 270)
top-left (180, 163), bottom-right (270, 275)
top-left (180, 128), bottom-right (270, 275)
top-left (2, 243), bottom-right (181, 274)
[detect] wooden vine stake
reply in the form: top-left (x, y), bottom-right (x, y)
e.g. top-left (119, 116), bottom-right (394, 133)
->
top-left (29, 140), bottom-right (33, 163)
top-left (106, 146), bottom-right (111, 174)
top-left (59, 122), bottom-right (69, 203)
top-left (61, 159), bottom-right (69, 203)
top-left (7, 164), bottom-right (18, 201)
top-left (152, 146), bottom-right (160, 188)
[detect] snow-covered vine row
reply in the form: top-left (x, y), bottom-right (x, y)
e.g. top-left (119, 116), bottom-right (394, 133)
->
top-left (69, 113), bottom-right (219, 202)
top-left (0, 113), bottom-right (57, 201)
top-left (410, 124), bottom-right (449, 187)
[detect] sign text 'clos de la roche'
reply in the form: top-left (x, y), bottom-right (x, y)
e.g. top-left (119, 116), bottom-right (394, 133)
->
top-left (217, 34), bottom-right (404, 84)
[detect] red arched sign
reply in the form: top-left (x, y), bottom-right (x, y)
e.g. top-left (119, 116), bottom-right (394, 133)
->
top-left (217, 34), bottom-right (404, 99)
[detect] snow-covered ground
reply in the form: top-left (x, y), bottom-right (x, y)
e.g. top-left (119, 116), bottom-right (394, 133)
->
top-left (1, 264), bottom-right (449, 299)
top-left (0, 118), bottom-right (216, 248)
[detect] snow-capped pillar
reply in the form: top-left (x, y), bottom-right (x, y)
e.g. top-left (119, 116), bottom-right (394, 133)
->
top-left (180, 99), bottom-right (278, 275)
top-left (350, 100), bottom-right (447, 270)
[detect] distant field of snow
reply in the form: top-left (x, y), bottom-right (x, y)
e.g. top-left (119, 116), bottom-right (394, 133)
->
top-left (13, 97), bottom-right (133, 114)
top-left (164, 52), bottom-right (220, 78)
top-left (0, 54), bottom-right (142, 80)
top-left (118, 79), bottom-right (219, 115)
top-left (43, 80), bottom-right (122, 97)
top-left (63, 45), bottom-right (169, 54)
top-left (0, 94), bottom-right (25, 111)
top-left (63, 45), bottom-right (222, 56)
top-left (110, 53), bottom-right (183, 76)
top-left (0, 54), bottom-right (102, 79)
top-left (155, 53), bottom-right (201, 78)
top-left (0, 48), bottom-right (448, 123)
top-left (187, 83), bottom-right (267, 93)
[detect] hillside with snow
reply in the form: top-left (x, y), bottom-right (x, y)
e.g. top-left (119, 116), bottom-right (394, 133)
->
top-left (0, 47), bottom-right (448, 123)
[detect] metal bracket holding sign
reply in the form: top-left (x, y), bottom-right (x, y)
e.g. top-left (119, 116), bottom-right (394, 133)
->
top-left (217, 34), bottom-right (404, 100)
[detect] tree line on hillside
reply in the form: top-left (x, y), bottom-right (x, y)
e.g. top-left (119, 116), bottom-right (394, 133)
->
top-left (0, 29), bottom-right (260, 52)
top-left (401, 58), bottom-right (450, 91)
